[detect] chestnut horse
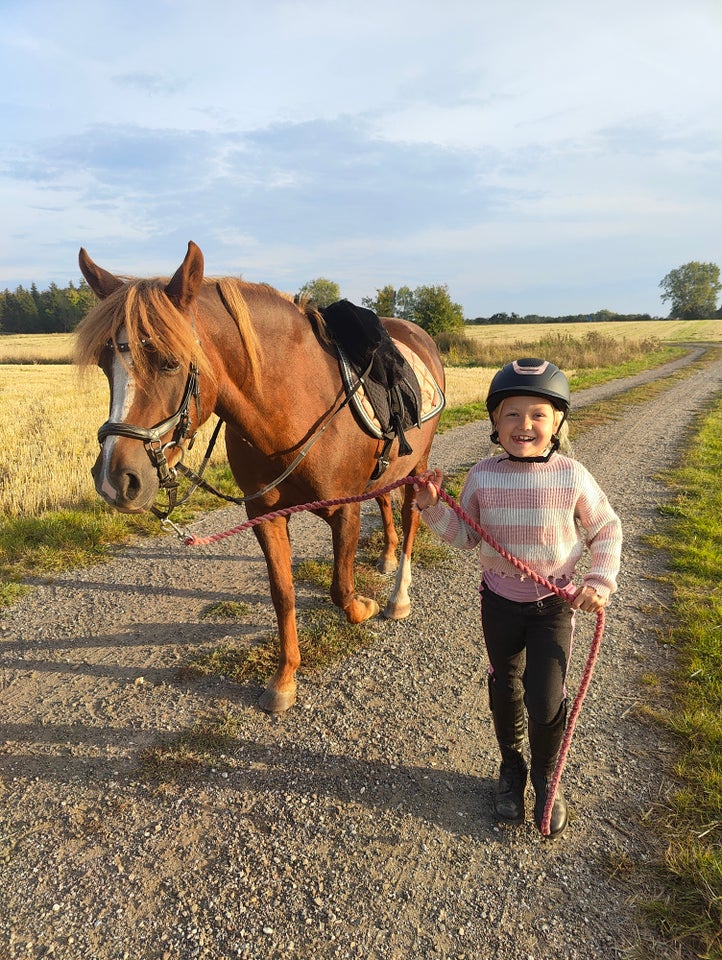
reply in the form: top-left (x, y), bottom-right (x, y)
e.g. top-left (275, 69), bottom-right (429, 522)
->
top-left (75, 241), bottom-right (445, 712)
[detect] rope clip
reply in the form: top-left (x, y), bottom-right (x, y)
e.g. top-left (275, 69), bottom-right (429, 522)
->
top-left (160, 517), bottom-right (191, 542)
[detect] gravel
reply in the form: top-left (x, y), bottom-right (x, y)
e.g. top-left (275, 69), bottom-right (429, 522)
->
top-left (1, 347), bottom-right (720, 960)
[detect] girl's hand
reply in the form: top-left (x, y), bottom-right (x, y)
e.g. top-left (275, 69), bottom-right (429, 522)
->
top-left (413, 468), bottom-right (444, 510)
top-left (570, 584), bottom-right (607, 613)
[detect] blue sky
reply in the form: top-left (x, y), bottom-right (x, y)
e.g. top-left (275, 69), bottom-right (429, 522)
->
top-left (1, 0), bottom-right (721, 317)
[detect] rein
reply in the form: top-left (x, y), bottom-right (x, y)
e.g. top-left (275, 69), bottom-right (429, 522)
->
top-left (97, 348), bottom-right (374, 526)
top-left (170, 354), bottom-right (374, 520)
top-left (180, 474), bottom-right (604, 838)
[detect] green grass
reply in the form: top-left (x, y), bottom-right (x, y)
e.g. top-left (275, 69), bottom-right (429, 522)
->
top-left (185, 606), bottom-right (378, 687)
top-left (0, 502), bottom-right (157, 605)
top-left (0, 463), bottom-right (237, 606)
top-left (641, 396), bottom-right (722, 959)
top-left (199, 599), bottom-right (252, 620)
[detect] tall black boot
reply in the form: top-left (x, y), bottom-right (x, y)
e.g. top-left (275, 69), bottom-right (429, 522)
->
top-left (528, 700), bottom-right (568, 839)
top-left (488, 677), bottom-right (527, 824)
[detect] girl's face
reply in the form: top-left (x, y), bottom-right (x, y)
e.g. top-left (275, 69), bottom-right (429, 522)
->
top-left (493, 396), bottom-right (563, 459)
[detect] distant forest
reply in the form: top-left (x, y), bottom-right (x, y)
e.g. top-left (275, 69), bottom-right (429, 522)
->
top-left (468, 309), bottom-right (656, 324)
top-left (0, 281), bottom-right (96, 334)
top-left (0, 280), bottom-right (659, 335)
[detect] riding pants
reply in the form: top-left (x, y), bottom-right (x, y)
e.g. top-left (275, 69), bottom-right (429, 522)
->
top-left (480, 584), bottom-right (575, 725)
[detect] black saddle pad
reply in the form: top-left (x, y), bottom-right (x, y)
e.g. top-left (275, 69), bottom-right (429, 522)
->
top-left (321, 299), bottom-right (421, 434)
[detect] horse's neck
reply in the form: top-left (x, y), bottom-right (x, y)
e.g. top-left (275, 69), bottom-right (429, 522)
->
top-left (209, 295), bottom-right (337, 438)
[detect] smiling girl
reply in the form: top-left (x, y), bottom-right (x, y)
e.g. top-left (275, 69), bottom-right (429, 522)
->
top-left (414, 358), bottom-right (622, 838)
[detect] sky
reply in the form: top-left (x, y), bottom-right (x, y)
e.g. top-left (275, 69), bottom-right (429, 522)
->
top-left (1, 0), bottom-right (721, 318)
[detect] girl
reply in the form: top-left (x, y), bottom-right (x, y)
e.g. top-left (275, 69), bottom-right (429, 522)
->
top-left (414, 358), bottom-right (622, 838)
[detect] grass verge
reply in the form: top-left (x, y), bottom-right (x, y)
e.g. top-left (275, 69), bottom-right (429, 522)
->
top-left (0, 463), bottom-right (238, 606)
top-left (640, 397), bottom-right (722, 959)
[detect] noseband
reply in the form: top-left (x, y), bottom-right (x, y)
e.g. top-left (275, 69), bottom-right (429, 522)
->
top-left (97, 340), bottom-right (201, 517)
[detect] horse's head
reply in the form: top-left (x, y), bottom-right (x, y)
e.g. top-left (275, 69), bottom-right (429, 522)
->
top-left (77, 242), bottom-right (208, 514)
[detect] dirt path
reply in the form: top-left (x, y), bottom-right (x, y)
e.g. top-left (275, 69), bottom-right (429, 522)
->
top-left (1, 347), bottom-right (720, 960)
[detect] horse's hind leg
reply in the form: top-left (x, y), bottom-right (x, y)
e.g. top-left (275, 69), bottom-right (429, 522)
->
top-left (251, 514), bottom-right (301, 713)
top-left (327, 502), bottom-right (379, 623)
top-left (375, 492), bottom-right (399, 574)
top-left (382, 481), bottom-right (418, 621)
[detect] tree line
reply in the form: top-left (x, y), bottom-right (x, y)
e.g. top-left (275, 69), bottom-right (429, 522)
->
top-left (468, 309), bottom-right (656, 325)
top-left (2, 260), bottom-right (719, 337)
top-left (0, 281), bottom-right (96, 334)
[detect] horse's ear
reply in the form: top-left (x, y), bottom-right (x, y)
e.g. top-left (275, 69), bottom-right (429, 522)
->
top-left (78, 248), bottom-right (124, 299)
top-left (165, 241), bottom-right (204, 310)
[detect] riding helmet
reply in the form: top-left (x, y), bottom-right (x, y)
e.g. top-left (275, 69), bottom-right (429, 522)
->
top-left (486, 358), bottom-right (571, 418)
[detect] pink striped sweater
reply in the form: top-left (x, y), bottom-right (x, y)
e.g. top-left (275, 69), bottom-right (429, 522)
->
top-left (421, 454), bottom-right (622, 599)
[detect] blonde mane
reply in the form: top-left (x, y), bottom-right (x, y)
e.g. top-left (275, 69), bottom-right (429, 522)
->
top-left (74, 275), bottom-right (271, 386)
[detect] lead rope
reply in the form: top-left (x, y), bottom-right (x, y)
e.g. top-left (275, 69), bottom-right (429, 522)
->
top-left (183, 474), bottom-right (604, 837)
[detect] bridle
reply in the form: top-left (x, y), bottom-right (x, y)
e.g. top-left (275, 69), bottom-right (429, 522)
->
top-left (97, 338), bottom-right (374, 529)
top-left (97, 339), bottom-right (201, 519)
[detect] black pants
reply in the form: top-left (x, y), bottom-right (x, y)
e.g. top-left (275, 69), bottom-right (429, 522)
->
top-left (481, 584), bottom-right (574, 725)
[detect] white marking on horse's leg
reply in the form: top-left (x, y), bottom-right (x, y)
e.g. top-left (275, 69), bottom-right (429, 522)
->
top-left (382, 554), bottom-right (412, 620)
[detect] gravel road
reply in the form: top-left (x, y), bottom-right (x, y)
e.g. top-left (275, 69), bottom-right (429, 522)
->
top-left (1, 347), bottom-right (720, 960)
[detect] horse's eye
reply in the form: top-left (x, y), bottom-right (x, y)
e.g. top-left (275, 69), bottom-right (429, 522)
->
top-left (160, 357), bottom-right (181, 373)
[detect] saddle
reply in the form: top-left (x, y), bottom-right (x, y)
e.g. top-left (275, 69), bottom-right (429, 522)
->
top-left (322, 300), bottom-right (445, 479)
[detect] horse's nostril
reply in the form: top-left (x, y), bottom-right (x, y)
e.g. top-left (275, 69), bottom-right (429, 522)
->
top-left (124, 472), bottom-right (142, 501)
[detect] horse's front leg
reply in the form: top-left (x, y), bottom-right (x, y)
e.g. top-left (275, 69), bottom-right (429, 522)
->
top-left (375, 492), bottom-right (399, 574)
top-left (251, 514), bottom-right (300, 713)
top-left (382, 481), bottom-right (418, 620)
top-left (327, 503), bottom-right (379, 623)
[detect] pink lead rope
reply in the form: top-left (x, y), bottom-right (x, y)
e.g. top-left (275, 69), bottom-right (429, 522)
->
top-left (184, 475), bottom-right (605, 837)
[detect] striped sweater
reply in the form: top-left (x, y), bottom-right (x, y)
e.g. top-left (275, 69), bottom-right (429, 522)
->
top-left (421, 454), bottom-right (622, 599)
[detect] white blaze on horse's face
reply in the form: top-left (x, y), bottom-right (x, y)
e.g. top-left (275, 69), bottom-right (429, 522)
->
top-left (98, 327), bottom-right (136, 503)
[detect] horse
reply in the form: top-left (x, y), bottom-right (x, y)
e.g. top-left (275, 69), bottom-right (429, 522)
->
top-left (75, 241), bottom-right (446, 713)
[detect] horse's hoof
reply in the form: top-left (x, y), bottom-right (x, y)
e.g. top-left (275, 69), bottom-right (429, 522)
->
top-left (258, 684), bottom-right (297, 713)
top-left (382, 600), bottom-right (411, 621)
top-left (345, 596), bottom-right (379, 624)
top-left (376, 556), bottom-right (398, 575)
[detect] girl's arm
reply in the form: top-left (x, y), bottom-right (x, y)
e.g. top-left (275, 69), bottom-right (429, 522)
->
top-left (575, 469), bottom-right (623, 602)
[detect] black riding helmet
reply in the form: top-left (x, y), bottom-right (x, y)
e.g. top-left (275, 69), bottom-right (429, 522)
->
top-left (486, 358), bottom-right (571, 460)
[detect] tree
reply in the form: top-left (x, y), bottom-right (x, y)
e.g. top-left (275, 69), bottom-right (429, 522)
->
top-left (396, 286), bottom-right (415, 322)
top-left (659, 262), bottom-right (721, 319)
top-left (362, 284), bottom-right (397, 317)
top-left (411, 284), bottom-right (465, 336)
top-left (297, 277), bottom-right (341, 308)
top-left (0, 285), bottom-right (41, 333)
top-left (363, 283), bottom-right (464, 335)
top-left (0, 279), bottom-right (97, 333)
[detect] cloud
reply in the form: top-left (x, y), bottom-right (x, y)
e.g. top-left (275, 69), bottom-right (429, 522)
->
top-left (112, 72), bottom-right (187, 97)
top-left (4, 117), bottom-right (500, 244)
